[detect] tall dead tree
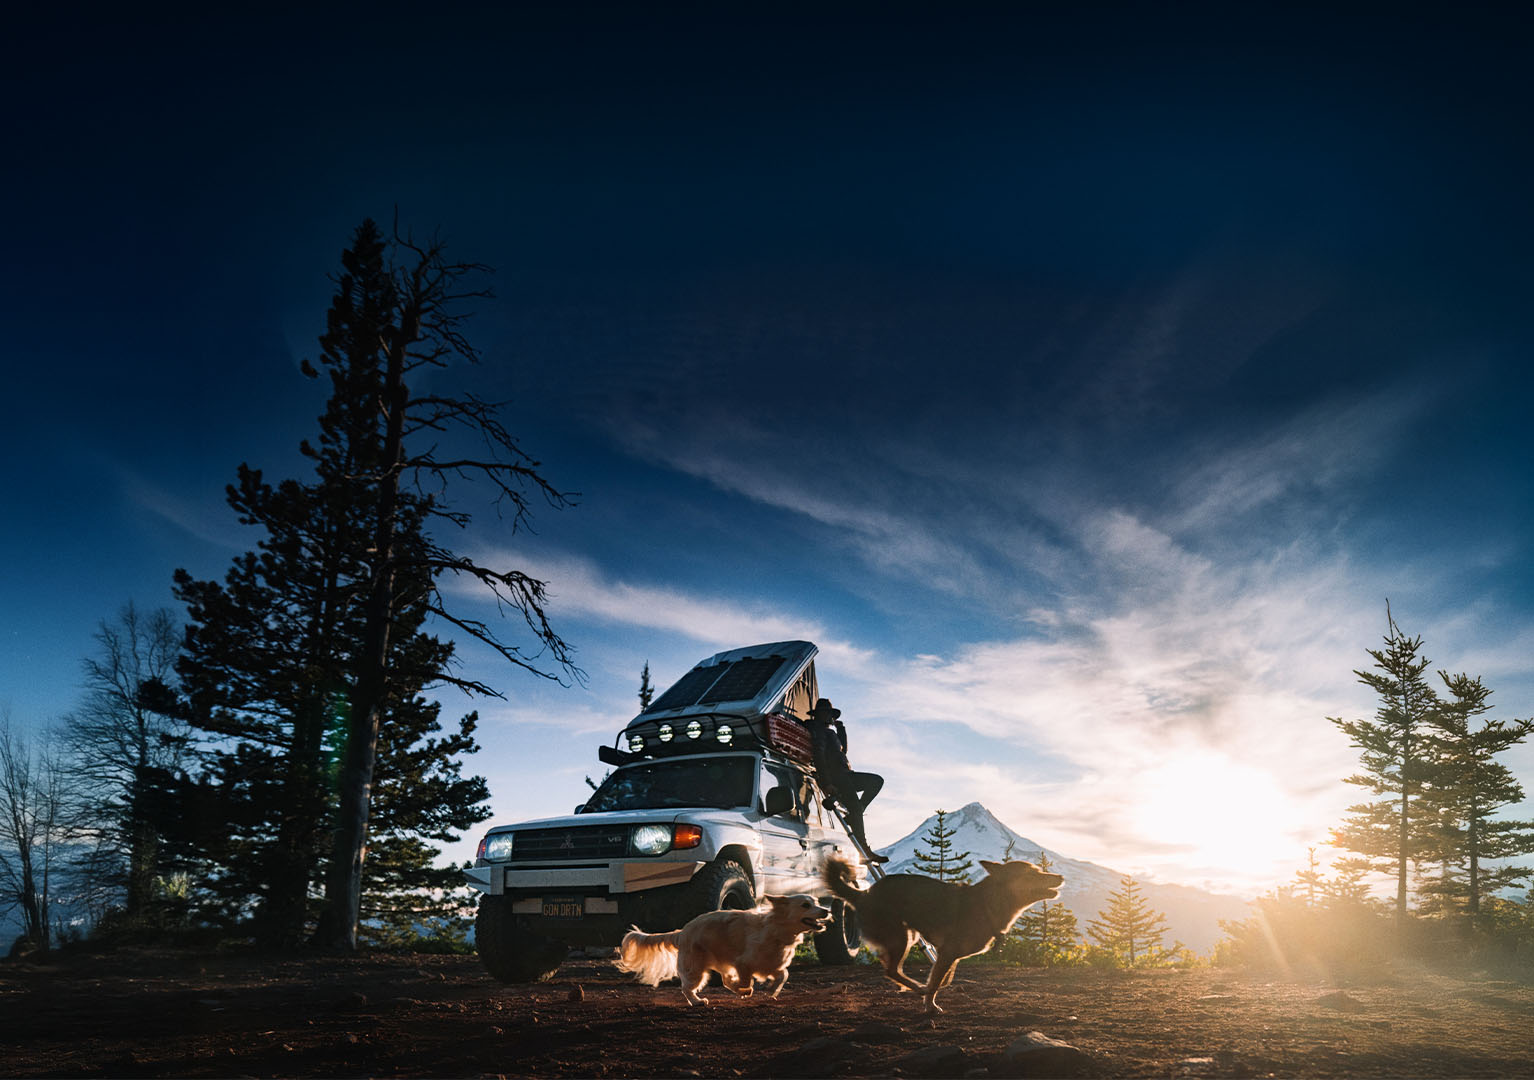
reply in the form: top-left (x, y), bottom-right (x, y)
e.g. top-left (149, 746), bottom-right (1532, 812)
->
top-left (310, 219), bottom-right (579, 950)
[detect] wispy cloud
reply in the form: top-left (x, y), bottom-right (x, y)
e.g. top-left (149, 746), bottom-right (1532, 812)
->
top-left (115, 467), bottom-right (248, 551)
top-left (474, 698), bottom-right (616, 738)
top-left (446, 548), bottom-right (878, 676)
top-left (1166, 387), bottom-right (1427, 538)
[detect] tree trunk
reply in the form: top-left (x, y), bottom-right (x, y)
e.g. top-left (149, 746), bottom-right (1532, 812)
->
top-left (125, 764), bottom-right (159, 919)
top-left (1396, 701), bottom-right (1411, 924)
top-left (1468, 810), bottom-right (1481, 920)
top-left (17, 845), bottom-right (42, 945)
top-left (127, 815), bottom-right (158, 918)
top-left (262, 699), bottom-right (327, 948)
top-left (124, 721), bottom-right (161, 919)
top-left (1397, 782), bottom-right (1409, 921)
top-left (314, 313), bottom-right (412, 951)
top-left (263, 545), bottom-right (345, 949)
top-left (316, 632), bottom-right (388, 950)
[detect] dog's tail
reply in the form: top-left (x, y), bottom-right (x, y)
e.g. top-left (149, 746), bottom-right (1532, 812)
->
top-left (823, 853), bottom-right (867, 907)
top-left (614, 926), bottom-right (683, 986)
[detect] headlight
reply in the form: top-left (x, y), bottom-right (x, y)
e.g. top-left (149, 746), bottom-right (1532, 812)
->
top-left (627, 733), bottom-right (645, 752)
top-left (658, 723), bottom-right (673, 742)
top-left (631, 824), bottom-right (672, 856)
top-left (481, 833), bottom-right (515, 861)
top-left (715, 723), bottom-right (733, 745)
top-left (685, 720), bottom-right (703, 739)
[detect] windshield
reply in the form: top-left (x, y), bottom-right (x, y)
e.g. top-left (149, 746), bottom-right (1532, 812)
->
top-left (585, 755), bottom-right (755, 812)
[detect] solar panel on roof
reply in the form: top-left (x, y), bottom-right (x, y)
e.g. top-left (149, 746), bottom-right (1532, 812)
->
top-left (697, 656), bottom-right (786, 704)
top-left (645, 663), bottom-right (728, 713)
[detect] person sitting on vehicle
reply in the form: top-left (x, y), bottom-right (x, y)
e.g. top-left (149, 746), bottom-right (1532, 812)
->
top-left (804, 698), bottom-right (888, 862)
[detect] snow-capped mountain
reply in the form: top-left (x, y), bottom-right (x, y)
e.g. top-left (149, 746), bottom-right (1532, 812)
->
top-left (876, 802), bottom-right (1252, 955)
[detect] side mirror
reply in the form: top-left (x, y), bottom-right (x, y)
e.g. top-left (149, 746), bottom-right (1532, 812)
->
top-left (762, 787), bottom-right (794, 817)
top-left (574, 803), bottom-right (587, 814)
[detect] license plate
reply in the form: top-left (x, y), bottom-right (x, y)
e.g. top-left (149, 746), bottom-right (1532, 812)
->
top-left (541, 896), bottom-right (583, 919)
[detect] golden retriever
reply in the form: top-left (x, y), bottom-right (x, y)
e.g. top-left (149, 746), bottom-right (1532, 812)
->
top-left (825, 854), bottom-right (1063, 1013)
top-left (615, 893), bottom-right (831, 1005)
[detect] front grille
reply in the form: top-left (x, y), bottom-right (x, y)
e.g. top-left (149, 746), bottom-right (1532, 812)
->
top-left (510, 826), bottom-right (630, 861)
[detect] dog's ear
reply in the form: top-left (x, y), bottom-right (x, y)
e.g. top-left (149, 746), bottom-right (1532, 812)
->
top-left (980, 859), bottom-right (1002, 874)
top-left (766, 894), bottom-right (791, 909)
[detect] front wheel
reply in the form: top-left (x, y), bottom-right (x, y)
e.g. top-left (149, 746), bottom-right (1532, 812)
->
top-left (689, 858), bottom-right (755, 912)
top-left (475, 895), bottom-right (566, 983)
top-left (814, 897), bottom-right (861, 964)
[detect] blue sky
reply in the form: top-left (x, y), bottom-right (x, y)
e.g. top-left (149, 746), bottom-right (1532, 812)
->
top-left (4, 6), bottom-right (1532, 897)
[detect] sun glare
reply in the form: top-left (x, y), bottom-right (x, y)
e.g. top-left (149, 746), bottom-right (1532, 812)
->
top-left (1135, 754), bottom-right (1303, 884)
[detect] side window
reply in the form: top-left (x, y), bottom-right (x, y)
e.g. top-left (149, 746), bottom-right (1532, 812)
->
top-left (761, 762), bottom-right (804, 821)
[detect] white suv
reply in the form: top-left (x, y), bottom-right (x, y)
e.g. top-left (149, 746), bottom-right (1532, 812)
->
top-left (466, 641), bottom-right (872, 982)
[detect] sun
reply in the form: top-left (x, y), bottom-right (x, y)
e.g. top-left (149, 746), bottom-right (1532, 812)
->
top-left (1134, 752), bottom-right (1305, 883)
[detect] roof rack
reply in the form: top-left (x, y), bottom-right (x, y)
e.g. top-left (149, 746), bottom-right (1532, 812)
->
top-left (599, 710), bottom-right (814, 769)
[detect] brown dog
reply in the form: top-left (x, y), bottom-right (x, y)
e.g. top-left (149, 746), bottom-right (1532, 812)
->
top-left (825, 854), bottom-right (1063, 1012)
top-left (616, 893), bottom-right (831, 1005)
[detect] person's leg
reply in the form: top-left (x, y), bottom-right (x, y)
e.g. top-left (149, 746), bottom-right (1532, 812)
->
top-left (838, 793), bottom-right (867, 845)
top-left (850, 771), bottom-right (883, 811)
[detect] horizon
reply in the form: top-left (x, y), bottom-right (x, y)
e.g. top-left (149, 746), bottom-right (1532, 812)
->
top-left (3, 7), bottom-right (1532, 906)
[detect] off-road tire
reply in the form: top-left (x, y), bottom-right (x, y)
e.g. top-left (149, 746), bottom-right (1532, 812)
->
top-left (475, 895), bottom-right (566, 983)
top-left (689, 858), bottom-right (755, 913)
top-left (814, 897), bottom-right (861, 965)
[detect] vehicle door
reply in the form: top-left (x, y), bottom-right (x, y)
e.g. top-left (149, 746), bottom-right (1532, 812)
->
top-left (798, 772), bottom-right (849, 878)
top-left (756, 760), bottom-right (817, 895)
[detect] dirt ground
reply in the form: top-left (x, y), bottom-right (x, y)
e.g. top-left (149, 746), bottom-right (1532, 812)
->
top-left (2, 947), bottom-right (1530, 1078)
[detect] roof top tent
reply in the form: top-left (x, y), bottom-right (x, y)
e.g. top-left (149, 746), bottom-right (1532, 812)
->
top-left (606, 641), bottom-right (820, 765)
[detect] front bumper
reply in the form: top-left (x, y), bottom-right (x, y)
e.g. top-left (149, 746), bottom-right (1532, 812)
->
top-left (466, 859), bottom-right (705, 896)
top-left (476, 868), bottom-right (713, 946)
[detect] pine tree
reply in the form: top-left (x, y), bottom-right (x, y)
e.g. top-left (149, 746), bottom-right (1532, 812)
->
top-left (173, 470), bottom-right (370, 944)
top-left (638, 662), bottom-right (655, 711)
top-left (1293, 847), bottom-right (1325, 909)
top-left (910, 809), bottom-right (974, 883)
top-left (299, 220), bottom-right (579, 951)
top-left (1324, 857), bottom-right (1377, 906)
top-left (175, 471), bottom-right (495, 945)
top-left (1329, 606), bottom-right (1439, 922)
top-left (1418, 671), bottom-right (1534, 924)
top-left (173, 219), bottom-right (567, 950)
top-left (1086, 875), bottom-right (1168, 966)
top-left (1010, 853), bottom-right (1079, 965)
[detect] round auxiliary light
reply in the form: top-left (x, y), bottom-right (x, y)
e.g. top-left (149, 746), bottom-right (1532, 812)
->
top-left (715, 724), bottom-right (734, 745)
top-left (657, 723), bottom-right (674, 743)
top-left (627, 733), bottom-right (645, 753)
top-left (685, 720), bottom-right (703, 740)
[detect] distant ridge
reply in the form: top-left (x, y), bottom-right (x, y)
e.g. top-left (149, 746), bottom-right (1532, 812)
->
top-left (876, 802), bottom-right (1251, 955)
